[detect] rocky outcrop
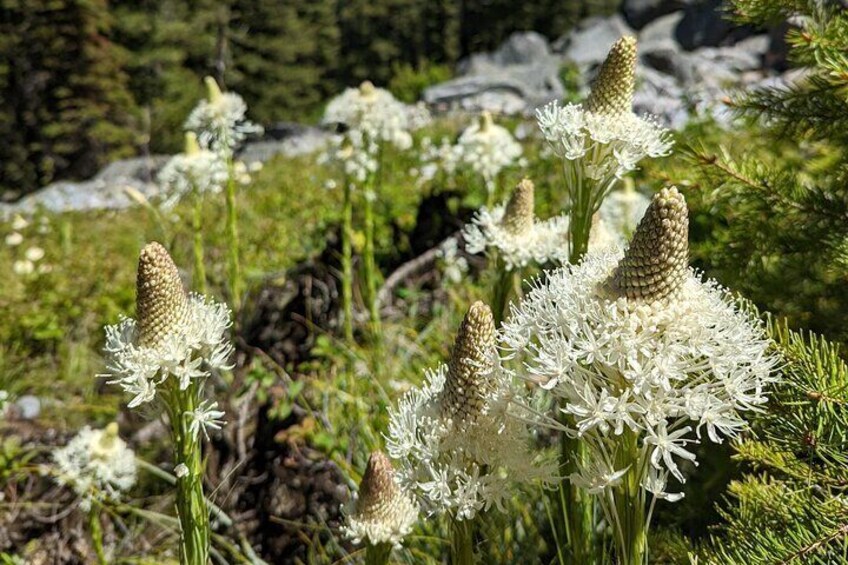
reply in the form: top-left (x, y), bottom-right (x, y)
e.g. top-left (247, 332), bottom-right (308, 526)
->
top-left (423, 32), bottom-right (564, 114)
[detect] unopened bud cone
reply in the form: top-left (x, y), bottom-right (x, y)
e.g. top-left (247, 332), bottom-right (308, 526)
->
top-left (611, 186), bottom-right (689, 302)
top-left (502, 179), bottom-right (535, 235)
top-left (441, 301), bottom-right (496, 422)
top-left (204, 76), bottom-right (223, 104)
top-left (585, 36), bottom-right (638, 117)
top-left (136, 242), bottom-right (189, 347)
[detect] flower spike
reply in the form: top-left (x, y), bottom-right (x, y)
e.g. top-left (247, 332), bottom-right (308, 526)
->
top-left (502, 178), bottom-right (535, 236)
top-left (204, 76), bottom-right (223, 104)
top-left (136, 242), bottom-right (189, 347)
top-left (611, 186), bottom-right (689, 302)
top-left (344, 451), bottom-right (417, 546)
top-left (585, 35), bottom-right (638, 117)
top-left (441, 301), bottom-right (496, 422)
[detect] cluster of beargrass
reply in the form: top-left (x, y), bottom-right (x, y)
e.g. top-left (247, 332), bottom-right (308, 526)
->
top-left (2, 4), bottom-right (847, 562)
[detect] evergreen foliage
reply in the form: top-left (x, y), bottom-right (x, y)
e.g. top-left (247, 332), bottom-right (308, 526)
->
top-left (684, 0), bottom-right (848, 340)
top-left (0, 0), bottom-right (139, 196)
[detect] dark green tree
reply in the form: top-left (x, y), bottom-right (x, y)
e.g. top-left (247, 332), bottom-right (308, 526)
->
top-left (0, 0), bottom-right (139, 196)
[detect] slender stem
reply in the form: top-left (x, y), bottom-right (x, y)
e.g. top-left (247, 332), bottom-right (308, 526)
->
top-left (169, 383), bottom-right (210, 565)
top-left (341, 179), bottom-right (354, 342)
top-left (88, 506), bottom-right (107, 565)
top-left (365, 542), bottom-right (392, 565)
top-left (490, 257), bottom-right (518, 328)
top-left (450, 517), bottom-right (475, 565)
top-left (363, 191), bottom-right (382, 341)
top-left (192, 190), bottom-right (207, 295)
top-left (225, 159), bottom-right (242, 311)
top-left (612, 430), bottom-right (647, 565)
top-left (558, 433), bottom-right (594, 564)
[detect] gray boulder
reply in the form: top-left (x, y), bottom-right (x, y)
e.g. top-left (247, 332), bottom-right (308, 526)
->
top-left (639, 11), bottom-right (684, 53)
top-left (239, 124), bottom-right (330, 163)
top-left (425, 32), bottom-right (563, 115)
top-left (557, 15), bottom-right (634, 66)
top-left (634, 66), bottom-right (689, 129)
top-left (676, 0), bottom-right (755, 49)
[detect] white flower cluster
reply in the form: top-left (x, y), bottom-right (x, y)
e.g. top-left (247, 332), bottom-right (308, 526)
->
top-left (464, 202), bottom-right (569, 271)
top-left (501, 251), bottom-right (777, 500)
top-left (157, 134), bottom-right (229, 208)
top-left (418, 113), bottom-right (523, 194)
top-left (342, 451), bottom-right (419, 547)
top-left (436, 237), bottom-right (469, 285)
top-left (52, 424), bottom-right (137, 510)
top-left (184, 77), bottom-right (263, 155)
top-left (5, 214), bottom-right (51, 276)
top-left (387, 303), bottom-right (555, 521)
top-left (102, 294), bottom-right (232, 414)
top-left (536, 102), bottom-right (672, 183)
top-left (320, 82), bottom-right (428, 186)
top-left (597, 185), bottom-right (650, 242)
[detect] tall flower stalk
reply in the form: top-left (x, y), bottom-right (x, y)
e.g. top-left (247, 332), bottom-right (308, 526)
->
top-left (534, 36), bottom-right (673, 562)
top-left (185, 77), bottom-right (262, 311)
top-left (321, 81), bottom-right (427, 342)
top-left (502, 188), bottom-right (778, 563)
top-left (102, 243), bottom-right (232, 564)
top-left (387, 302), bottom-right (555, 564)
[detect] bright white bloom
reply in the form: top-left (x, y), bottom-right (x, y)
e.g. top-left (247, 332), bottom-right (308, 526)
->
top-left (387, 302), bottom-right (556, 521)
top-left (342, 451), bottom-right (418, 547)
top-left (185, 77), bottom-right (263, 155)
top-left (13, 260), bottom-right (35, 275)
top-left (598, 184), bottom-right (650, 243)
top-left (52, 423), bottom-right (137, 510)
top-left (174, 463), bottom-right (189, 478)
top-left (25, 246), bottom-right (44, 262)
top-left (187, 400), bottom-right (226, 440)
top-left (157, 132), bottom-right (228, 208)
top-left (501, 188), bottom-right (778, 502)
top-left (417, 136), bottom-right (463, 186)
top-left (455, 112), bottom-right (523, 194)
top-left (11, 215), bottom-right (28, 231)
top-left (101, 243), bottom-right (233, 409)
top-left (464, 179), bottom-right (569, 270)
top-left (437, 237), bottom-right (469, 285)
top-left (5, 232), bottom-right (22, 247)
top-left (320, 82), bottom-right (427, 189)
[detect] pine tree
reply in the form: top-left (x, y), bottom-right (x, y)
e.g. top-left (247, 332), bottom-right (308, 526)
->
top-left (680, 2), bottom-right (848, 561)
top-left (227, 0), bottom-right (339, 123)
top-left (684, 0), bottom-right (848, 341)
top-left (0, 0), bottom-right (139, 196)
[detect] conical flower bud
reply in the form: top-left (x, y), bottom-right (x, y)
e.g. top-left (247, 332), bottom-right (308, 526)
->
top-left (359, 80), bottom-right (377, 100)
top-left (441, 301), bottom-right (496, 422)
top-left (184, 132), bottom-right (201, 155)
top-left (204, 76), bottom-right (223, 105)
top-left (345, 451), bottom-right (418, 546)
top-left (136, 242), bottom-right (189, 347)
top-left (585, 36), bottom-right (637, 117)
top-left (502, 179), bottom-right (535, 235)
top-left (478, 110), bottom-right (494, 133)
top-left (611, 186), bottom-right (689, 302)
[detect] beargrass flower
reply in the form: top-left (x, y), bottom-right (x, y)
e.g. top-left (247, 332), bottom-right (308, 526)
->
top-left (387, 302), bottom-right (556, 521)
top-left (537, 36), bottom-right (672, 262)
top-left (184, 77), bottom-right (262, 155)
top-left (464, 179), bottom-right (569, 270)
top-left (101, 242), bottom-right (233, 416)
top-left (320, 81), bottom-right (427, 187)
top-left (342, 451), bottom-right (418, 548)
top-left (157, 133), bottom-right (228, 208)
top-left (52, 423), bottom-right (137, 510)
top-left (459, 112), bottom-right (523, 195)
top-left (502, 187), bottom-right (778, 505)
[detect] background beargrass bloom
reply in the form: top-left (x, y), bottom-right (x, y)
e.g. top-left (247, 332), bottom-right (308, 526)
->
top-left (101, 242), bottom-right (232, 565)
top-left (501, 187), bottom-right (778, 564)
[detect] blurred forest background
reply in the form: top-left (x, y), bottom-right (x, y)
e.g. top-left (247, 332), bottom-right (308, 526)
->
top-left (0, 0), bottom-right (622, 198)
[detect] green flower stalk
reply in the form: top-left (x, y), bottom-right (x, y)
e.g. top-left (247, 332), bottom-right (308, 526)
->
top-left (342, 451), bottom-right (418, 565)
top-left (102, 243), bottom-right (233, 564)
